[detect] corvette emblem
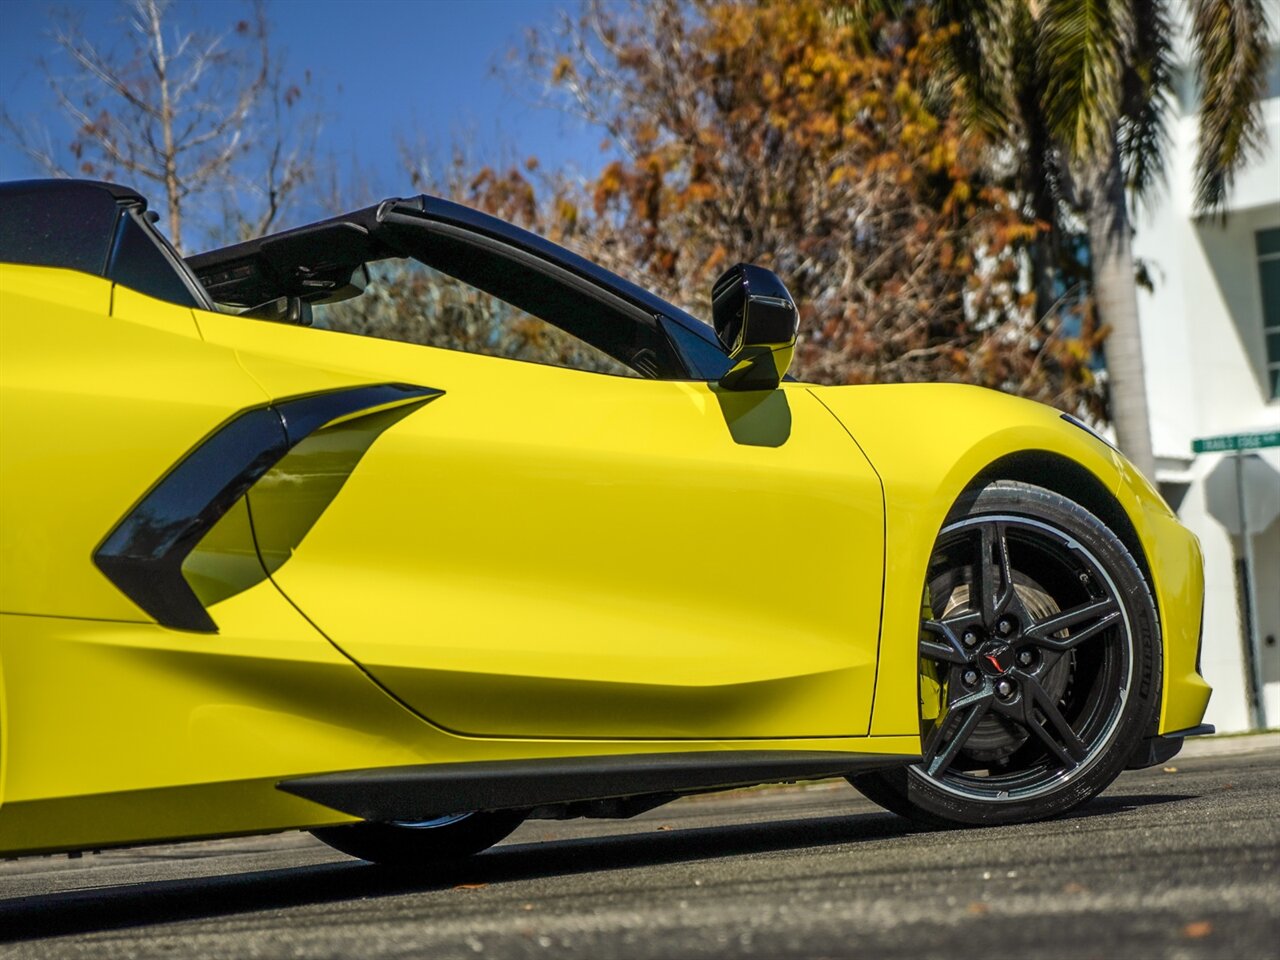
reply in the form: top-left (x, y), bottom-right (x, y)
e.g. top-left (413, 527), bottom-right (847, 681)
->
top-left (979, 643), bottom-right (1014, 676)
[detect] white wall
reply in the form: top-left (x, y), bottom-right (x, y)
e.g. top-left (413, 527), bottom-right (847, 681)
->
top-left (1131, 14), bottom-right (1280, 731)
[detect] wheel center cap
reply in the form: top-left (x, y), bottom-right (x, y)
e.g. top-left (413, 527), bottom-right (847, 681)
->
top-left (977, 641), bottom-right (1015, 676)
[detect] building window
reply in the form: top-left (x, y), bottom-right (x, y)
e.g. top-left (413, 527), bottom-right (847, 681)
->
top-left (1259, 227), bottom-right (1280, 400)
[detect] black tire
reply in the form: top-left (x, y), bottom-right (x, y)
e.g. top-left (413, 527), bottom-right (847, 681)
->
top-left (851, 480), bottom-right (1161, 827)
top-left (310, 810), bottom-right (526, 866)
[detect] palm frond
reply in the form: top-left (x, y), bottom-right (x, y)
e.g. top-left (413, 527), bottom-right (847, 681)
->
top-left (1118, 0), bottom-right (1176, 207)
top-left (933, 0), bottom-right (1018, 138)
top-left (1038, 0), bottom-right (1133, 168)
top-left (1190, 0), bottom-right (1271, 213)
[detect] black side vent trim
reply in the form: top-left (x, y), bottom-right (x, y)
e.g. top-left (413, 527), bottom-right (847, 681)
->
top-left (278, 750), bottom-right (918, 821)
top-left (94, 383), bottom-right (441, 633)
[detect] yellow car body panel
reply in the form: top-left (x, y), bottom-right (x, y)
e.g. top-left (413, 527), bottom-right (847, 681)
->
top-left (0, 222), bottom-right (1210, 856)
top-left (0, 267), bottom-right (263, 623)
top-left (0, 269), bottom-right (911, 856)
top-left (193, 308), bottom-right (886, 740)
top-left (0, 582), bottom-right (917, 855)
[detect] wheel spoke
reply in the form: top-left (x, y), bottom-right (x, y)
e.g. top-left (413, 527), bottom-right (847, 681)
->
top-left (920, 637), bottom-right (968, 665)
top-left (923, 687), bottom-right (993, 777)
top-left (977, 523), bottom-right (1006, 624)
top-left (921, 614), bottom-right (980, 665)
top-left (1026, 597), bottom-right (1120, 651)
top-left (976, 522), bottom-right (1026, 624)
top-left (1004, 675), bottom-right (1088, 768)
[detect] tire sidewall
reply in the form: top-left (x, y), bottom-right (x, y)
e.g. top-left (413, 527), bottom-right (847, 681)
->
top-left (311, 809), bottom-right (527, 866)
top-left (862, 481), bottom-right (1161, 827)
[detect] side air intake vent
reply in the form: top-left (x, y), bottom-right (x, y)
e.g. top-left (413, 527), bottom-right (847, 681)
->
top-left (94, 383), bottom-right (440, 632)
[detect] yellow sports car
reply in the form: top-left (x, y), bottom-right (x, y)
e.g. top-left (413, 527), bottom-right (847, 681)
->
top-left (0, 179), bottom-right (1211, 866)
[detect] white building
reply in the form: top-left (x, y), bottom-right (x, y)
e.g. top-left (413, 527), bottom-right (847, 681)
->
top-left (1132, 3), bottom-right (1280, 732)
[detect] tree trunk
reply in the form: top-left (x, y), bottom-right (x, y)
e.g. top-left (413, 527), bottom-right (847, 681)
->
top-left (1087, 146), bottom-right (1156, 481)
top-left (144, 0), bottom-right (182, 253)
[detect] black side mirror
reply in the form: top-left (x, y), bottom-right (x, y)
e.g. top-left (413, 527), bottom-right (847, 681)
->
top-left (711, 263), bottom-right (798, 391)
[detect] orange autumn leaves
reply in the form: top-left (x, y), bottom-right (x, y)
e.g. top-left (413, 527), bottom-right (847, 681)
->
top-left (457, 0), bottom-right (1105, 418)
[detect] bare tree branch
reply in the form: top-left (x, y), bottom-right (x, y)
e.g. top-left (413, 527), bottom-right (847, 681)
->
top-left (3, 0), bottom-right (319, 253)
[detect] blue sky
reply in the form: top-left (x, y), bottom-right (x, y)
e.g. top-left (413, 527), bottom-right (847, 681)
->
top-left (0, 0), bottom-right (604, 219)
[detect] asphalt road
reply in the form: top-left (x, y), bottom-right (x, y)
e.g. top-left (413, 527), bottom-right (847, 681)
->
top-left (2, 735), bottom-right (1276, 960)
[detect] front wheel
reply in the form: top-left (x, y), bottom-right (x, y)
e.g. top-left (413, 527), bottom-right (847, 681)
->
top-left (311, 810), bottom-right (526, 866)
top-left (851, 481), bottom-right (1161, 827)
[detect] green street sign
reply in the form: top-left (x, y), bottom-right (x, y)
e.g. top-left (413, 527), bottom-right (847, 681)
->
top-left (1192, 430), bottom-right (1280, 454)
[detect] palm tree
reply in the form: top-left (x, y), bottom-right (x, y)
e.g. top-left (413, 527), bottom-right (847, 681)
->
top-left (934, 0), bottom-right (1272, 479)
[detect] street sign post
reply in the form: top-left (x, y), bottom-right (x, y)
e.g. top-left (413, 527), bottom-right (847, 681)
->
top-left (1194, 429), bottom-right (1280, 731)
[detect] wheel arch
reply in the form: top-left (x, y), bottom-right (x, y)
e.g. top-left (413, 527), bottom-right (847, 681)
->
top-left (806, 382), bottom-right (1201, 739)
top-left (964, 450), bottom-right (1153, 586)
top-left (865, 442), bottom-right (1162, 739)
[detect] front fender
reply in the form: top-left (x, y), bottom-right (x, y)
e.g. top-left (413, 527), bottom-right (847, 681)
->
top-left (809, 383), bottom-right (1207, 737)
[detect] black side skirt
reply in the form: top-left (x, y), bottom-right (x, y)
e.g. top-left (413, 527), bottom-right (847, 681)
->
top-left (278, 750), bottom-right (918, 821)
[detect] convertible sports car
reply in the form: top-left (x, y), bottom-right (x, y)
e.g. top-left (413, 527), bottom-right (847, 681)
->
top-left (0, 179), bottom-right (1211, 866)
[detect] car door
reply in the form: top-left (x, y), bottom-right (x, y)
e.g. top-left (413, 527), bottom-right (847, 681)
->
top-left (192, 232), bottom-right (886, 741)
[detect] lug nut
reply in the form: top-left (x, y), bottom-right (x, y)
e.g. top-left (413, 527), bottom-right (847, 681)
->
top-left (1017, 650), bottom-right (1035, 667)
top-left (963, 669), bottom-right (979, 687)
top-left (997, 618), bottom-right (1014, 636)
top-left (963, 631), bottom-right (978, 647)
top-left (996, 679), bottom-right (1015, 698)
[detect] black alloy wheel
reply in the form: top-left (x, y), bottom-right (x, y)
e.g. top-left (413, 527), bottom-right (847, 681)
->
top-left (311, 809), bottom-right (527, 866)
top-left (851, 481), bottom-right (1161, 826)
